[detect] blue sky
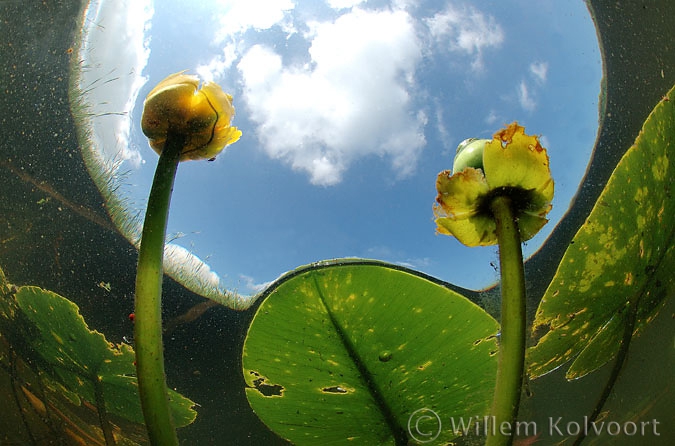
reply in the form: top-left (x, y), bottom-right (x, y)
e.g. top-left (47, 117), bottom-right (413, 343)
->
top-left (79, 0), bottom-right (601, 296)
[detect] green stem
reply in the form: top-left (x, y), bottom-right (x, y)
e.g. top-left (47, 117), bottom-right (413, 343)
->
top-left (486, 195), bottom-right (527, 446)
top-left (134, 132), bottom-right (185, 446)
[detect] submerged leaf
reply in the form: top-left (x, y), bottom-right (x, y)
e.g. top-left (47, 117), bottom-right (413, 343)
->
top-left (243, 261), bottom-right (499, 445)
top-left (527, 85), bottom-right (675, 380)
top-left (0, 267), bottom-right (197, 442)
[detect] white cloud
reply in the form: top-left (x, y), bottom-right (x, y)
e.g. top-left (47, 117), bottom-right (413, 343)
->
top-left (365, 246), bottom-right (430, 271)
top-left (238, 8), bottom-right (426, 185)
top-left (239, 274), bottom-right (273, 294)
top-left (326, 0), bottom-right (366, 9)
top-left (433, 99), bottom-right (452, 151)
top-left (529, 61), bottom-right (548, 84)
top-left (198, 0), bottom-right (296, 86)
top-left (515, 61), bottom-right (548, 112)
top-left (213, 0), bottom-right (295, 40)
top-left (518, 80), bottom-right (536, 111)
top-left (425, 5), bottom-right (504, 70)
top-left (78, 0), bottom-right (154, 168)
top-left (196, 42), bottom-right (238, 82)
top-left (485, 109), bottom-right (499, 125)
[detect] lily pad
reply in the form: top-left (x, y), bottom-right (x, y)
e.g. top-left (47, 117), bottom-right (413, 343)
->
top-left (243, 261), bottom-right (499, 444)
top-left (0, 267), bottom-right (197, 443)
top-left (527, 85), bottom-right (675, 380)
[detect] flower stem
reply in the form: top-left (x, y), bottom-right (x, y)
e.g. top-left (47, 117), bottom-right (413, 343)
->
top-left (134, 131), bottom-right (185, 446)
top-left (486, 195), bottom-right (526, 446)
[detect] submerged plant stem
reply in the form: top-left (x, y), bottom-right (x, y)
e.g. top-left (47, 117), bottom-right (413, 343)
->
top-left (134, 132), bottom-right (185, 446)
top-left (572, 296), bottom-right (640, 446)
top-left (486, 195), bottom-right (526, 446)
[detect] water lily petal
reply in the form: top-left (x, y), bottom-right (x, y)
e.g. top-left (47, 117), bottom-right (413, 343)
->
top-left (434, 167), bottom-right (497, 246)
top-left (483, 123), bottom-right (554, 206)
top-left (141, 80), bottom-right (197, 149)
top-left (146, 71), bottom-right (199, 99)
top-left (436, 214), bottom-right (498, 246)
top-left (435, 167), bottom-right (489, 218)
top-left (517, 212), bottom-right (549, 242)
top-left (198, 83), bottom-right (242, 158)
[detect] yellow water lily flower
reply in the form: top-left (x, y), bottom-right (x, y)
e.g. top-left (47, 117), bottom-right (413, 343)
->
top-left (141, 71), bottom-right (242, 161)
top-left (434, 122), bottom-right (554, 246)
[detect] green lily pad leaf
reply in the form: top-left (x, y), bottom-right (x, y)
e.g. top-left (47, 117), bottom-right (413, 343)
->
top-left (243, 261), bottom-right (499, 444)
top-left (527, 85), bottom-right (675, 380)
top-left (0, 270), bottom-right (197, 433)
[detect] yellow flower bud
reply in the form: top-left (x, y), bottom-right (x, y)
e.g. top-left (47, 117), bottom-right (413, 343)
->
top-left (141, 71), bottom-right (242, 161)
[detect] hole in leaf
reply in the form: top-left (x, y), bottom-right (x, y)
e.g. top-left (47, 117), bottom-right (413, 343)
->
top-left (532, 323), bottom-right (551, 340)
top-left (248, 371), bottom-right (284, 397)
top-left (321, 386), bottom-right (351, 394)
